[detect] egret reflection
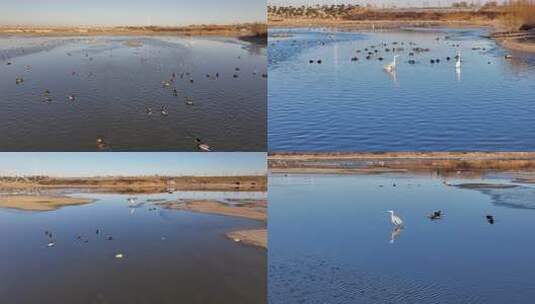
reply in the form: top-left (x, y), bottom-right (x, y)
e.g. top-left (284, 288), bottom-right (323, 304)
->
top-left (390, 226), bottom-right (403, 244)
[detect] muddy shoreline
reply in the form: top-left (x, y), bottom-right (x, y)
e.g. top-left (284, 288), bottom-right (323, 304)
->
top-left (0, 24), bottom-right (267, 38)
top-left (268, 18), bottom-right (535, 54)
top-left (269, 152), bottom-right (535, 174)
top-left (0, 175), bottom-right (267, 193)
top-left (156, 199), bottom-right (267, 248)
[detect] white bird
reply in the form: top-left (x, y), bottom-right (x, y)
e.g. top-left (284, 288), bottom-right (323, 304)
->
top-left (386, 210), bottom-right (403, 227)
top-left (384, 55), bottom-right (399, 72)
top-left (455, 51), bottom-right (461, 69)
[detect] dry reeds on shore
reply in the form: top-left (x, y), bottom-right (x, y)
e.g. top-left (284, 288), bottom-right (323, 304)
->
top-left (502, 0), bottom-right (535, 30)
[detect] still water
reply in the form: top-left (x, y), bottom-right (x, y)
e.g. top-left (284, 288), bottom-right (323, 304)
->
top-left (269, 28), bottom-right (535, 151)
top-left (269, 173), bottom-right (535, 303)
top-left (0, 36), bottom-right (266, 151)
top-left (0, 191), bottom-right (266, 304)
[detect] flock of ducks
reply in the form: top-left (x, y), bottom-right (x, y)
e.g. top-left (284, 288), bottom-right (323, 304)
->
top-left (43, 197), bottom-right (168, 259)
top-left (304, 35), bottom-right (515, 75)
top-left (5, 40), bottom-right (267, 152)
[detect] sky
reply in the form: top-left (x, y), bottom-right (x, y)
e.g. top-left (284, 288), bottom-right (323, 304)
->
top-left (0, 0), bottom-right (266, 26)
top-left (0, 153), bottom-right (266, 177)
top-left (268, 0), bottom-right (500, 7)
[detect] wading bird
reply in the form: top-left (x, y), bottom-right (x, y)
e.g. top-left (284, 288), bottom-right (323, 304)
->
top-left (387, 210), bottom-right (403, 227)
top-left (384, 55), bottom-right (399, 72)
top-left (456, 51), bottom-right (461, 69)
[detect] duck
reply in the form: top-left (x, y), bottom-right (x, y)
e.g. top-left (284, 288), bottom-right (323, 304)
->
top-left (195, 138), bottom-right (211, 152)
top-left (146, 107), bottom-right (153, 116)
top-left (67, 94), bottom-right (75, 101)
top-left (161, 106), bottom-right (169, 116)
top-left (486, 215), bottom-right (495, 224)
top-left (15, 77), bottom-right (24, 84)
top-left (96, 137), bottom-right (107, 149)
top-left (429, 210), bottom-right (442, 220)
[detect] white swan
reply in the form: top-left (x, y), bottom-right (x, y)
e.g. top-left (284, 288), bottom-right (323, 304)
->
top-left (384, 55), bottom-right (399, 72)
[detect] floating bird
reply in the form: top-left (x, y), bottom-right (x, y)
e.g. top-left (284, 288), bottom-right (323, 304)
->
top-left (384, 55), bottom-right (399, 72)
top-left (96, 137), bottom-right (107, 149)
top-left (387, 210), bottom-right (403, 227)
top-left (486, 215), bottom-right (495, 224)
top-left (429, 210), bottom-right (442, 220)
top-left (15, 77), bottom-right (24, 84)
top-left (161, 106), bottom-right (169, 116)
top-left (67, 95), bottom-right (75, 102)
top-left (146, 107), bottom-right (153, 115)
top-left (195, 138), bottom-right (211, 152)
top-left (115, 253), bottom-right (124, 259)
top-left (47, 241), bottom-right (56, 247)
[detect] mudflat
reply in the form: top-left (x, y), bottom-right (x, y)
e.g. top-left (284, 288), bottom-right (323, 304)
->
top-left (0, 195), bottom-right (94, 211)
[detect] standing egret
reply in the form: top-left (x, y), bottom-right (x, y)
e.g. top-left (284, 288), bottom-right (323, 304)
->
top-left (455, 51), bottom-right (461, 69)
top-left (386, 210), bottom-right (403, 227)
top-left (384, 55), bottom-right (399, 72)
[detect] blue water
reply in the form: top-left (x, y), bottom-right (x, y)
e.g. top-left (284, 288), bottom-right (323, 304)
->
top-left (0, 191), bottom-right (266, 304)
top-left (0, 36), bottom-right (266, 151)
top-left (268, 28), bottom-right (535, 151)
top-left (269, 173), bottom-right (535, 303)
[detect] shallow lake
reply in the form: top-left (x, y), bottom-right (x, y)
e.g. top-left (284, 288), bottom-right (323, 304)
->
top-left (0, 191), bottom-right (266, 304)
top-left (269, 173), bottom-right (535, 303)
top-left (269, 28), bottom-right (535, 151)
top-left (0, 36), bottom-right (266, 151)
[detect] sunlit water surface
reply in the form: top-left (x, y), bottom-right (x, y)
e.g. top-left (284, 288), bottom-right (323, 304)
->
top-left (269, 28), bottom-right (535, 151)
top-left (0, 36), bottom-right (266, 151)
top-left (269, 173), bottom-right (535, 303)
top-left (0, 191), bottom-right (266, 304)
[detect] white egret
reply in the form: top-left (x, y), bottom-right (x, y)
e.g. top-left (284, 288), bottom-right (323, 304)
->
top-left (455, 51), bottom-right (461, 69)
top-left (386, 210), bottom-right (403, 227)
top-left (384, 55), bottom-right (399, 72)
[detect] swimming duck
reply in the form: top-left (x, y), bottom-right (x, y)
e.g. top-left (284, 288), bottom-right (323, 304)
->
top-left (146, 107), bottom-right (153, 115)
top-left (161, 106), bottom-right (169, 116)
top-left (67, 95), bottom-right (75, 101)
top-left (486, 215), bottom-right (495, 224)
top-left (15, 77), bottom-right (24, 84)
top-left (195, 138), bottom-right (211, 152)
top-left (96, 137), bottom-right (107, 149)
top-left (184, 97), bottom-right (194, 105)
top-left (429, 210), bottom-right (442, 220)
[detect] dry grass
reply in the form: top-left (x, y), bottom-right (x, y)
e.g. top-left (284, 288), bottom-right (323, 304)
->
top-left (0, 175), bottom-right (267, 193)
top-left (501, 0), bottom-right (535, 30)
top-left (269, 152), bottom-right (535, 173)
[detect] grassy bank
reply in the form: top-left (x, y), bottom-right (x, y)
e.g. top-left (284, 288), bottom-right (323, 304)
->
top-left (269, 152), bottom-right (535, 173)
top-left (0, 23), bottom-right (267, 38)
top-left (0, 175), bottom-right (267, 193)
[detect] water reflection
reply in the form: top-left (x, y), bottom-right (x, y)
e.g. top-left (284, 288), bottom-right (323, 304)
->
top-left (0, 191), bottom-right (266, 303)
top-left (389, 226), bottom-right (403, 244)
top-left (269, 173), bottom-right (535, 303)
top-left (269, 28), bottom-right (535, 151)
top-left (0, 36), bottom-right (267, 151)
